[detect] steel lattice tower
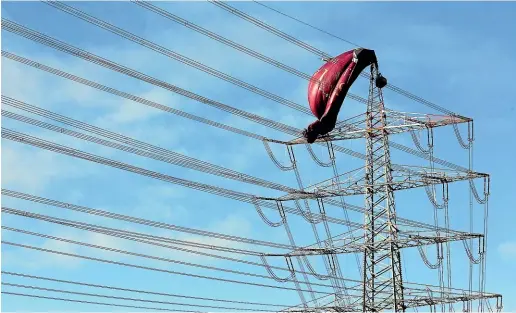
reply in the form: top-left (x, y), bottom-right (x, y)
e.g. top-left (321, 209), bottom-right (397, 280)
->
top-left (362, 64), bottom-right (404, 312)
top-left (258, 62), bottom-right (503, 312)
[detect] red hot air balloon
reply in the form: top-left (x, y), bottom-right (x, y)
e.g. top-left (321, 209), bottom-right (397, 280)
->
top-left (303, 48), bottom-right (387, 143)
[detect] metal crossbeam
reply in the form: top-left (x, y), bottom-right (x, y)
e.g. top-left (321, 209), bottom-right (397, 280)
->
top-left (282, 286), bottom-right (501, 312)
top-left (266, 166), bottom-right (487, 201)
top-left (263, 109), bottom-right (470, 145)
top-left (265, 231), bottom-right (483, 256)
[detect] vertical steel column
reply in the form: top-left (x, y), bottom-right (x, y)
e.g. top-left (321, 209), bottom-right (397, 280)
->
top-left (362, 64), bottom-right (405, 312)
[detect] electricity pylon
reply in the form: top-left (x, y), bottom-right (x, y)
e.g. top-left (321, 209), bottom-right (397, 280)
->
top-left (259, 64), bottom-right (502, 312)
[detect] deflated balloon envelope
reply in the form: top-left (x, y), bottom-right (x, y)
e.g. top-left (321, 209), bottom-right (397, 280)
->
top-left (304, 48), bottom-right (384, 143)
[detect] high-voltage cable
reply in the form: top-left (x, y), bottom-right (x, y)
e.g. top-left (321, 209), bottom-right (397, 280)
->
top-left (0, 202), bottom-right (492, 295)
top-left (1, 18), bottom-right (473, 174)
top-left (1, 239), bottom-right (333, 295)
top-left (42, 0), bottom-right (318, 114)
top-left (1, 189), bottom-right (295, 251)
top-left (127, 1), bottom-right (475, 160)
top-left (0, 46), bottom-right (476, 213)
top-left (3, 207), bottom-right (360, 285)
top-left (1, 20), bottom-right (480, 233)
top-left (1, 128), bottom-right (363, 228)
top-left (130, 0), bottom-right (367, 105)
top-left (210, 0), bottom-right (467, 119)
top-left (252, 1), bottom-right (361, 48)
top-left (2, 271), bottom-right (293, 308)
top-left (2, 97), bottom-right (350, 301)
top-left (1, 97), bottom-right (298, 194)
top-left (2, 282), bottom-right (274, 312)
top-left (39, 3), bottom-right (473, 168)
top-left (1, 116), bottom-right (463, 234)
top-left (1, 291), bottom-right (183, 312)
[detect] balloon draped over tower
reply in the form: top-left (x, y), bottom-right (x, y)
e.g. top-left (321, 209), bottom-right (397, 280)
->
top-left (304, 48), bottom-right (387, 143)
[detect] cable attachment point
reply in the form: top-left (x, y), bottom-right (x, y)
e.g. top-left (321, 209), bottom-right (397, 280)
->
top-left (375, 72), bottom-right (388, 89)
top-left (305, 143), bottom-right (333, 167)
top-left (259, 254), bottom-right (294, 282)
top-left (496, 296), bottom-right (503, 312)
top-left (462, 294), bottom-right (468, 313)
top-left (252, 197), bottom-right (285, 227)
top-left (316, 198), bottom-right (326, 215)
top-left (262, 139), bottom-right (295, 171)
top-left (469, 177), bottom-right (489, 204)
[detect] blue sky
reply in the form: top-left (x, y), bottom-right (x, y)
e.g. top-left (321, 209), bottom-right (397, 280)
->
top-left (1, 1), bottom-right (515, 312)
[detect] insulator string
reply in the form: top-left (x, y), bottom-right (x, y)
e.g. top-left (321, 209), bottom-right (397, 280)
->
top-left (417, 244), bottom-right (442, 270)
top-left (263, 140), bottom-right (296, 171)
top-left (305, 144), bottom-right (333, 167)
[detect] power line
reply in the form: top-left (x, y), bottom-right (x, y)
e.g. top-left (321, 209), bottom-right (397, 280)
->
top-left (1, 87), bottom-right (469, 235)
top-left (4, 204), bottom-right (482, 294)
top-left (2, 225), bottom-right (356, 291)
top-left (31, 96), bottom-right (475, 235)
top-left (1, 97), bottom-right (362, 292)
top-left (1, 240), bottom-right (335, 295)
top-left (209, 0), bottom-right (332, 61)
top-left (1, 266), bottom-right (489, 305)
top-left (1, 15), bottom-right (477, 233)
top-left (252, 1), bottom-right (361, 48)
top-left (1, 126), bottom-right (461, 234)
top-left (2, 107), bottom-right (371, 238)
top-left (52, 0), bottom-right (444, 166)
top-left (5, 224), bottom-right (309, 286)
top-left (2, 200), bottom-right (494, 300)
top-left (1, 18), bottom-right (299, 135)
top-left (0, 122), bottom-right (365, 302)
top-left (1, 99), bottom-right (298, 193)
top-left (0, 50), bottom-right (473, 225)
top-left (2, 206), bottom-right (267, 257)
top-left (128, 1), bottom-right (472, 163)
top-left (1, 2), bottom-right (500, 311)
top-left (2, 226), bottom-right (412, 300)
top-left (2, 128), bottom-right (364, 228)
top-left (0, 50), bottom-right (371, 239)
top-left (1, 51), bottom-right (263, 140)
top-left (0, 188), bottom-right (305, 251)
top-left (2, 271), bottom-right (292, 307)
top-left (2, 207), bottom-right (359, 284)
top-left (1, 19), bottom-right (473, 174)
top-left (42, 0), bottom-right (320, 115)
top-left (1, 21), bottom-right (475, 233)
top-left (129, 0), bottom-right (367, 105)
top-left (2, 51), bottom-right (468, 234)
top-left (1, 291), bottom-right (183, 312)
top-left (2, 282), bottom-right (276, 312)
top-left (211, 0), bottom-right (466, 118)
top-left (2, 125), bottom-right (378, 312)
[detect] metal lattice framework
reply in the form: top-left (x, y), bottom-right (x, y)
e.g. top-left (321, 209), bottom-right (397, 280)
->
top-left (362, 65), bottom-right (404, 312)
top-left (258, 64), bottom-right (502, 311)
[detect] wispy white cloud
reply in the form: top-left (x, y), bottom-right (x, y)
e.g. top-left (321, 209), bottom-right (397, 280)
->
top-left (1, 209), bottom-right (255, 272)
top-left (127, 184), bottom-right (189, 223)
top-left (1, 230), bottom-right (83, 270)
top-left (95, 90), bottom-right (169, 126)
top-left (133, 213), bottom-right (255, 266)
top-left (1, 144), bottom-right (88, 195)
top-left (498, 241), bottom-right (516, 262)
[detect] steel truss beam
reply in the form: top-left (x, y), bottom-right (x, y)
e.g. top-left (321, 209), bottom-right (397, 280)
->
top-left (264, 229), bottom-right (483, 256)
top-left (282, 288), bottom-right (502, 312)
top-left (264, 109), bottom-right (470, 146)
top-left (261, 166), bottom-right (487, 201)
